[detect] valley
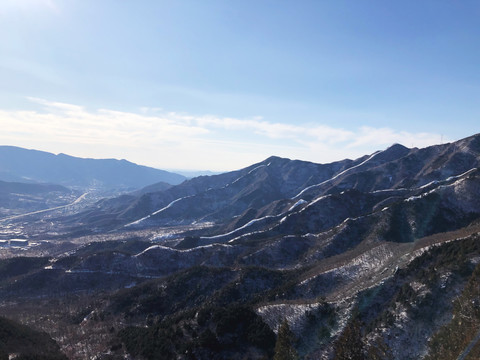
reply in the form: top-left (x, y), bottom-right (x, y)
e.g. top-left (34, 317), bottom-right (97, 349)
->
top-left (1, 134), bottom-right (480, 359)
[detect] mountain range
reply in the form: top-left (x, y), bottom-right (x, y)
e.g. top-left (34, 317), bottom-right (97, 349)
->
top-left (62, 133), bottom-right (480, 235)
top-left (0, 133), bottom-right (480, 359)
top-left (0, 146), bottom-right (186, 190)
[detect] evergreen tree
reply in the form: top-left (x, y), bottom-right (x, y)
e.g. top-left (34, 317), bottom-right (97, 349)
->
top-left (333, 318), bottom-right (365, 360)
top-left (273, 320), bottom-right (299, 360)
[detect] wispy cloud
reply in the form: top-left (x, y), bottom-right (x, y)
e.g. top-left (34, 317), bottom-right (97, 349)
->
top-left (348, 127), bottom-right (443, 149)
top-left (0, 98), bottom-right (446, 170)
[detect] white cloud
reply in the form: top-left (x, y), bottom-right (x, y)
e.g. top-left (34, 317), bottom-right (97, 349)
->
top-left (0, 98), bottom-right (446, 170)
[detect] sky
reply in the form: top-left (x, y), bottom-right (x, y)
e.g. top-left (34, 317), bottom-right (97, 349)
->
top-left (0, 1), bottom-right (479, 171)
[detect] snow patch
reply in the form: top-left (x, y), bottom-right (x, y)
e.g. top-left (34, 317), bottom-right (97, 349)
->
top-left (288, 199), bottom-right (307, 212)
top-left (256, 303), bottom-right (323, 334)
top-left (248, 164), bottom-right (267, 174)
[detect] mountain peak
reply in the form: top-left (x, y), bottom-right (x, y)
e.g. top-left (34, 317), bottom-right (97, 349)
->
top-left (262, 155), bottom-right (289, 163)
top-left (386, 143), bottom-right (409, 151)
top-left (374, 142), bottom-right (411, 162)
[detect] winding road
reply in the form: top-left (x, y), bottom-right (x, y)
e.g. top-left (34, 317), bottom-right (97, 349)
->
top-left (0, 192), bottom-right (89, 223)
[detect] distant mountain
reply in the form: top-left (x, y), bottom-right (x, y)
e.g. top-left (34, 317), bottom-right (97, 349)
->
top-left (170, 169), bottom-right (224, 178)
top-left (131, 180), bottom-right (173, 196)
top-left (69, 133), bottom-right (480, 232)
top-left (0, 146), bottom-right (186, 190)
top-left (71, 154), bottom-right (359, 229)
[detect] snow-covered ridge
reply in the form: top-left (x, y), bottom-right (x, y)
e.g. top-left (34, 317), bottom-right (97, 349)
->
top-left (151, 196), bottom-right (193, 216)
top-left (248, 164), bottom-right (268, 175)
top-left (134, 243), bottom-right (233, 257)
top-left (200, 215), bottom-right (278, 241)
top-left (228, 228), bottom-right (277, 244)
top-left (292, 150), bottom-right (383, 199)
top-left (199, 166), bottom-right (478, 247)
top-left (278, 194), bottom-right (331, 225)
top-left (199, 197), bottom-right (311, 242)
top-left (444, 167), bottom-right (477, 182)
top-left (225, 163), bottom-right (270, 188)
top-left (405, 168), bottom-right (478, 203)
top-left (371, 188), bottom-right (409, 194)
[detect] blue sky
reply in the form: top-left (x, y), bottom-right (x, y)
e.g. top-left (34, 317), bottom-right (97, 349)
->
top-left (0, 1), bottom-right (479, 171)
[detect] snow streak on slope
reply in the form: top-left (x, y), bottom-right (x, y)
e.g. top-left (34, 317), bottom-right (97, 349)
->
top-left (226, 163), bottom-right (269, 188)
top-left (200, 215), bottom-right (278, 241)
top-left (292, 150), bottom-right (382, 199)
top-left (200, 198), bottom-right (310, 242)
top-left (134, 243), bottom-right (233, 257)
top-left (288, 199), bottom-right (308, 212)
top-left (124, 196), bottom-right (193, 227)
top-left (405, 168), bottom-right (478, 203)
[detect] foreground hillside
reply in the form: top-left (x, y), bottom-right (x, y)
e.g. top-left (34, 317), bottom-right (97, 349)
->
top-left (0, 133), bottom-right (479, 359)
top-left (0, 315), bottom-right (66, 359)
top-left (0, 225), bottom-right (479, 359)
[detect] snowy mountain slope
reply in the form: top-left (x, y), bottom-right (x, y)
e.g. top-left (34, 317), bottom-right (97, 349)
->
top-left (37, 168), bottom-right (480, 282)
top-left (64, 133), bottom-right (480, 233)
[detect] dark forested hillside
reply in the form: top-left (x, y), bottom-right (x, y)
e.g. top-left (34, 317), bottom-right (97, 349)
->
top-left (0, 316), bottom-right (66, 359)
